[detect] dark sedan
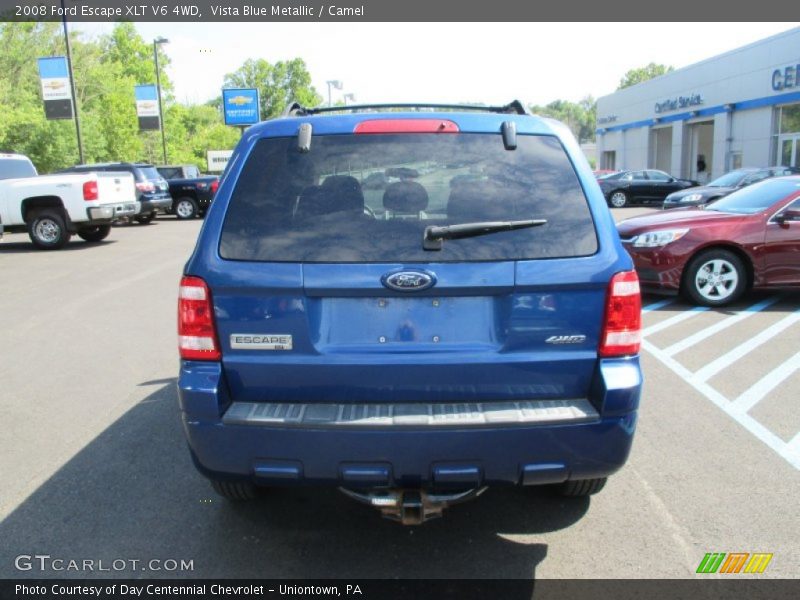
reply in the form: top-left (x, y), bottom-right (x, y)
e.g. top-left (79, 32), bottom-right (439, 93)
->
top-left (598, 169), bottom-right (697, 208)
top-left (663, 166), bottom-right (800, 209)
top-left (617, 177), bottom-right (800, 306)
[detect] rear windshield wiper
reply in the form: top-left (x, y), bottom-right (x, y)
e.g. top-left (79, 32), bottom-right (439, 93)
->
top-left (423, 219), bottom-right (547, 250)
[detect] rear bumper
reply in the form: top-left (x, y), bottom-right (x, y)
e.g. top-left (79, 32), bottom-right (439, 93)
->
top-left (86, 202), bottom-right (137, 222)
top-left (178, 358), bottom-right (642, 487)
top-left (139, 196), bottom-right (172, 214)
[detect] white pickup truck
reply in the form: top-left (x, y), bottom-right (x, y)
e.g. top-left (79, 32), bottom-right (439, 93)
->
top-left (0, 153), bottom-right (137, 250)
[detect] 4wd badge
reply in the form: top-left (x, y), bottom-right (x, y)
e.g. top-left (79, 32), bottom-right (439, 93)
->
top-left (545, 335), bottom-right (587, 345)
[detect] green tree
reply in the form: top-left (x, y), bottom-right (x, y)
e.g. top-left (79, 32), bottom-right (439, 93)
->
top-left (222, 57), bottom-right (322, 119)
top-left (617, 63), bottom-right (674, 90)
top-left (529, 96), bottom-right (597, 143)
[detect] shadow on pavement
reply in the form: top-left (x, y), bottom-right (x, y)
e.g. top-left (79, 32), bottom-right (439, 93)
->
top-left (0, 382), bottom-right (591, 579)
top-left (0, 240), bottom-right (117, 253)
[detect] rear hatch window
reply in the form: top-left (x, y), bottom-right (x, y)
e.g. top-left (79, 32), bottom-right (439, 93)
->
top-left (220, 133), bottom-right (597, 262)
top-left (137, 166), bottom-right (163, 181)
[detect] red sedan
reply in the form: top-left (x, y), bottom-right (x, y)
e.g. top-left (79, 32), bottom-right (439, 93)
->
top-left (617, 177), bottom-right (800, 306)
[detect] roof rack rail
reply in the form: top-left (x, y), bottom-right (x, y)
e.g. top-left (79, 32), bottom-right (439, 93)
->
top-left (283, 100), bottom-right (530, 117)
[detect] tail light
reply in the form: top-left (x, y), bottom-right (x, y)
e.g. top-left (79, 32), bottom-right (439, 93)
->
top-left (178, 276), bottom-right (221, 361)
top-left (210, 180), bottom-right (219, 194)
top-left (82, 180), bottom-right (98, 201)
top-left (599, 271), bottom-right (641, 357)
top-left (136, 181), bottom-right (155, 193)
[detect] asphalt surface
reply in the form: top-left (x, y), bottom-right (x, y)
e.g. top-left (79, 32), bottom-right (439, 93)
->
top-left (1, 210), bottom-right (798, 579)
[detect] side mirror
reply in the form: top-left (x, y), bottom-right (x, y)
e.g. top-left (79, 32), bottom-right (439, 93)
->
top-left (775, 208), bottom-right (800, 225)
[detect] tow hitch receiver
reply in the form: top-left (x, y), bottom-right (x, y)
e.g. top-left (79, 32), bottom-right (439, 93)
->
top-left (339, 487), bottom-right (487, 525)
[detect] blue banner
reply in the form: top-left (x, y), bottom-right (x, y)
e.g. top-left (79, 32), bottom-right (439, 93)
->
top-left (222, 88), bottom-right (260, 126)
top-left (37, 56), bottom-right (69, 79)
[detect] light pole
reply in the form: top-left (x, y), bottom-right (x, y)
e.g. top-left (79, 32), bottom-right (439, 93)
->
top-left (60, 0), bottom-right (83, 163)
top-left (153, 37), bottom-right (169, 165)
top-left (343, 93), bottom-right (356, 106)
top-left (326, 80), bottom-right (343, 107)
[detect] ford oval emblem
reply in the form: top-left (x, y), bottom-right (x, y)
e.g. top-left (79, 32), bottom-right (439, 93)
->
top-left (381, 270), bottom-right (436, 292)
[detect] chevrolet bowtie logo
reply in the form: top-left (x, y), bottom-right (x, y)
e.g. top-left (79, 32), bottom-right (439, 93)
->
top-left (228, 95), bottom-right (253, 106)
top-left (43, 81), bottom-right (65, 90)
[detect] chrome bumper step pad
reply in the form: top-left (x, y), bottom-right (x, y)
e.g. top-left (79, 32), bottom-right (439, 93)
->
top-left (222, 399), bottom-right (598, 428)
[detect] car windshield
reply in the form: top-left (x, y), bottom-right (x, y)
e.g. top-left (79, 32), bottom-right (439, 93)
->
top-left (705, 178), bottom-right (800, 214)
top-left (707, 170), bottom-right (749, 187)
top-left (599, 172), bottom-right (623, 180)
top-left (220, 133), bottom-right (598, 262)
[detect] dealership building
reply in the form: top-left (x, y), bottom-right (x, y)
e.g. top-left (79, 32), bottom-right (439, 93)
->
top-left (596, 27), bottom-right (800, 183)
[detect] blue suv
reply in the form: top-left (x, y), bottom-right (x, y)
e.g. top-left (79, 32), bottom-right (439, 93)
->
top-left (177, 101), bottom-right (643, 524)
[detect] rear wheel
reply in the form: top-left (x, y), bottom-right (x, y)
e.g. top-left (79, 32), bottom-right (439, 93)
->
top-left (210, 479), bottom-right (258, 501)
top-left (558, 477), bottom-right (607, 497)
top-left (77, 225), bottom-right (111, 242)
top-left (174, 197), bottom-right (198, 220)
top-left (609, 191), bottom-right (628, 208)
top-left (683, 249), bottom-right (746, 307)
top-left (28, 211), bottom-right (71, 250)
top-left (135, 212), bottom-right (156, 225)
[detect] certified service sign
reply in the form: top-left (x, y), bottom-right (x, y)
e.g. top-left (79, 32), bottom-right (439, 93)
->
top-left (222, 88), bottom-right (261, 126)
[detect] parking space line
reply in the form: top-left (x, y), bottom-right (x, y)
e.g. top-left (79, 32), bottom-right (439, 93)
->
top-left (642, 298), bottom-right (675, 313)
top-left (642, 340), bottom-right (800, 470)
top-left (787, 432), bottom-right (800, 454)
top-left (661, 296), bottom-right (782, 357)
top-left (692, 310), bottom-right (800, 383)
top-left (642, 306), bottom-right (710, 337)
top-left (731, 350), bottom-right (800, 414)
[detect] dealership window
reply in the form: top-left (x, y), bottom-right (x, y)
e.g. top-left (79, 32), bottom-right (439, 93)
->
top-left (601, 151), bottom-right (616, 170)
top-left (775, 104), bottom-right (800, 168)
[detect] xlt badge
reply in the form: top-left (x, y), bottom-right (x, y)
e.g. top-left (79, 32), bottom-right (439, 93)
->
top-left (230, 334), bottom-right (293, 350)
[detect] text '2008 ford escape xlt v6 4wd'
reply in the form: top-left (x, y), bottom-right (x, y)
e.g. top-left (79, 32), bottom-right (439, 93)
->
top-left (177, 101), bottom-right (643, 524)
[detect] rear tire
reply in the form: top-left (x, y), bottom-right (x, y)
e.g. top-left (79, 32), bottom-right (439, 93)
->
top-left (135, 212), bottom-right (156, 225)
top-left (609, 191), bottom-right (628, 208)
top-left (174, 197), bottom-right (198, 220)
top-left (210, 479), bottom-right (258, 501)
top-left (28, 211), bottom-right (71, 250)
top-left (558, 477), bottom-right (607, 497)
top-left (77, 225), bottom-right (111, 243)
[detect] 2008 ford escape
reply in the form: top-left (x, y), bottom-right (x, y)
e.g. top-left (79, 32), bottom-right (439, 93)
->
top-left (177, 101), bottom-right (643, 524)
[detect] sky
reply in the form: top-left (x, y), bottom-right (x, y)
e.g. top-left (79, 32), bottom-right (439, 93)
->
top-left (73, 22), bottom-right (800, 106)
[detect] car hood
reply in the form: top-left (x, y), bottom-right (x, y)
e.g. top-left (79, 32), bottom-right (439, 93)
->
top-left (666, 185), bottom-right (735, 200)
top-left (617, 208), bottom-right (745, 236)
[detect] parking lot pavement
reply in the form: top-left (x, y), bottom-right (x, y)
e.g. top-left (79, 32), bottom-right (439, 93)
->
top-left (1, 215), bottom-right (798, 579)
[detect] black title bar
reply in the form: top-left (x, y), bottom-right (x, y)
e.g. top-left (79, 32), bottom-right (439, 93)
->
top-left (0, 0), bottom-right (792, 22)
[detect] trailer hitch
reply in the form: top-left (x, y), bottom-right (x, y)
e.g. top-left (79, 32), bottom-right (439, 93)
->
top-left (339, 487), bottom-right (487, 525)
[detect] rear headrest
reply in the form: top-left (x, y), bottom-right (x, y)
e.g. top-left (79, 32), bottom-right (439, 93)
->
top-left (383, 181), bottom-right (429, 213)
top-left (295, 185), bottom-right (327, 219)
top-left (447, 180), bottom-right (510, 222)
top-left (321, 175), bottom-right (364, 214)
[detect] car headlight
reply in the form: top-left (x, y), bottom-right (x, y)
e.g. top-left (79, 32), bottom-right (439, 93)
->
top-left (681, 193), bottom-right (704, 203)
top-left (631, 229), bottom-right (689, 248)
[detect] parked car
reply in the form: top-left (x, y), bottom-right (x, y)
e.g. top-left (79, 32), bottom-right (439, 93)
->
top-left (61, 162), bottom-right (171, 224)
top-left (663, 166), bottom-right (800, 209)
top-left (157, 165), bottom-right (219, 220)
top-left (617, 176), bottom-right (800, 306)
top-left (177, 101), bottom-right (643, 523)
top-left (598, 169), bottom-right (697, 208)
top-left (0, 153), bottom-right (136, 249)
